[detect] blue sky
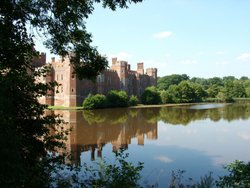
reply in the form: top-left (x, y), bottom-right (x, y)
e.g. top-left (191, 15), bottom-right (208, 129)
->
top-left (36, 0), bottom-right (250, 78)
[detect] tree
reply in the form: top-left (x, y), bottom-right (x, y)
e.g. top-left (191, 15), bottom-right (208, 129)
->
top-left (107, 90), bottom-right (129, 107)
top-left (129, 95), bottom-right (139, 106)
top-left (83, 94), bottom-right (107, 109)
top-left (157, 74), bottom-right (189, 90)
top-left (216, 160), bottom-right (250, 187)
top-left (141, 86), bottom-right (161, 105)
top-left (0, 0), bottom-right (144, 186)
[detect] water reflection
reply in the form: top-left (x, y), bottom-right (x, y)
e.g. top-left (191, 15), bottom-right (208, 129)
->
top-left (54, 103), bottom-right (250, 166)
top-left (55, 108), bottom-right (158, 164)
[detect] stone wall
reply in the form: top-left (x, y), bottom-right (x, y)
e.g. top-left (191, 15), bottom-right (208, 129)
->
top-left (37, 55), bottom-right (157, 107)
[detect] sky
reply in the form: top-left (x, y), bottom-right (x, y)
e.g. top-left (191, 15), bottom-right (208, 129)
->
top-left (36, 0), bottom-right (250, 78)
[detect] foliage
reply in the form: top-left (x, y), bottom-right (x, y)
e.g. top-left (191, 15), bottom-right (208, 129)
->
top-left (160, 90), bottom-right (174, 103)
top-left (161, 81), bottom-right (207, 104)
top-left (129, 95), bottom-right (139, 106)
top-left (141, 86), bottom-right (161, 105)
top-left (54, 149), bottom-right (144, 188)
top-left (158, 74), bottom-right (189, 90)
top-left (158, 74), bottom-right (250, 103)
top-left (82, 91), bottom-right (139, 109)
top-left (83, 94), bottom-right (107, 109)
top-left (216, 160), bottom-right (250, 187)
top-left (0, 0), bottom-right (144, 187)
top-left (169, 170), bottom-right (214, 188)
top-left (106, 90), bottom-right (129, 107)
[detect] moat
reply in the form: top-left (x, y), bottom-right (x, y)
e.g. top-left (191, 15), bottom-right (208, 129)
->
top-left (54, 103), bottom-right (250, 187)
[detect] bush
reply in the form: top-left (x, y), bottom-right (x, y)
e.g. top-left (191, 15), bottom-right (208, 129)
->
top-left (160, 90), bottom-right (174, 104)
top-left (107, 90), bottom-right (129, 107)
top-left (141, 86), bottom-right (161, 105)
top-left (216, 160), bottom-right (250, 187)
top-left (129, 95), bottom-right (138, 106)
top-left (83, 94), bottom-right (107, 109)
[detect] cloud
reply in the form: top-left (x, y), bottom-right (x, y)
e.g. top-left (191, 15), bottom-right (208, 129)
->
top-left (237, 53), bottom-right (250, 61)
top-left (238, 132), bottom-right (250, 140)
top-left (182, 59), bottom-right (197, 65)
top-left (153, 31), bottom-right (173, 39)
top-left (154, 156), bottom-right (173, 164)
top-left (107, 51), bottom-right (132, 61)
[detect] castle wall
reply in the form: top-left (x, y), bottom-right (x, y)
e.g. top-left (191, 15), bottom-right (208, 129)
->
top-left (38, 56), bottom-right (157, 107)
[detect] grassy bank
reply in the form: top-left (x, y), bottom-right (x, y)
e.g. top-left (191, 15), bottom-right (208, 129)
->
top-left (47, 106), bottom-right (83, 110)
top-left (47, 98), bottom-right (250, 110)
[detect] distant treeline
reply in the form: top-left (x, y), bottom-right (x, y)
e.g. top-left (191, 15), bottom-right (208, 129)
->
top-left (156, 74), bottom-right (250, 103)
top-left (83, 75), bottom-right (250, 109)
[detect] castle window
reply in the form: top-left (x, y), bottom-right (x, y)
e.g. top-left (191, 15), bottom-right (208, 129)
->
top-left (61, 74), bottom-right (63, 80)
top-left (72, 88), bottom-right (74, 92)
top-left (61, 86), bottom-right (63, 93)
top-left (72, 74), bottom-right (75, 80)
top-left (56, 74), bottom-right (58, 81)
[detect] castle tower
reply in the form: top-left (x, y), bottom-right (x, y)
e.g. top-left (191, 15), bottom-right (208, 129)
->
top-left (137, 62), bottom-right (144, 75)
top-left (146, 68), bottom-right (158, 86)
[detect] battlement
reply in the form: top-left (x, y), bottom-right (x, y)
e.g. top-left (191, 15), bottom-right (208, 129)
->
top-left (32, 52), bottom-right (46, 68)
top-left (38, 55), bottom-right (158, 107)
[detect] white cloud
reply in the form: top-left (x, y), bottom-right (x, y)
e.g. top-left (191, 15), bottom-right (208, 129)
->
top-left (154, 156), bottom-right (173, 164)
top-left (237, 53), bottom-right (250, 61)
top-left (153, 31), bottom-right (173, 39)
top-left (107, 51), bottom-right (132, 61)
top-left (182, 59), bottom-right (197, 65)
top-left (238, 132), bottom-right (250, 140)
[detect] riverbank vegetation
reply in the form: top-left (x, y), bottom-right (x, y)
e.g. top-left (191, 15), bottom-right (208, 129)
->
top-left (82, 74), bottom-right (250, 109)
top-left (83, 90), bottom-right (139, 109)
top-left (55, 149), bottom-right (250, 188)
top-left (158, 74), bottom-right (250, 103)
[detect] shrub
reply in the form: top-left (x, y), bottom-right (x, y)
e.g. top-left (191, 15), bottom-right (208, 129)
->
top-left (107, 90), bottom-right (129, 107)
top-left (216, 160), bottom-right (250, 187)
top-left (83, 94), bottom-right (107, 109)
top-left (160, 90), bottom-right (174, 104)
top-left (129, 95), bottom-right (138, 106)
top-left (141, 86), bottom-right (161, 105)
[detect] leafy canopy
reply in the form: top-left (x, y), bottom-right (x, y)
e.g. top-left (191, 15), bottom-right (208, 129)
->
top-left (0, 0), bottom-right (144, 186)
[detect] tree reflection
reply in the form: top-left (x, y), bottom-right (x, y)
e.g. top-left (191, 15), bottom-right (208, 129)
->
top-left (56, 103), bottom-right (250, 165)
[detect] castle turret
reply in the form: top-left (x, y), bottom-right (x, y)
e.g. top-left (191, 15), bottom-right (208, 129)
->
top-left (146, 68), bottom-right (157, 86)
top-left (137, 62), bottom-right (144, 75)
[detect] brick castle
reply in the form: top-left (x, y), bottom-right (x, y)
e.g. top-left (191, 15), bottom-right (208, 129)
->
top-left (34, 53), bottom-right (157, 107)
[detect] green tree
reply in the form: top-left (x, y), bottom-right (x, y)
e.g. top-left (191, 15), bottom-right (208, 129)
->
top-left (216, 160), bottom-right (250, 187)
top-left (107, 90), bottom-right (129, 107)
top-left (207, 77), bottom-right (223, 87)
top-left (160, 90), bottom-right (174, 104)
top-left (0, 0), bottom-right (143, 186)
top-left (129, 95), bottom-right (139, 106)
top-left (141, 86), bottom-right (161, 105)
top-left (83, 94), bottom-right (107, 109)
top-left (157, 74), bottom-right (189, 90)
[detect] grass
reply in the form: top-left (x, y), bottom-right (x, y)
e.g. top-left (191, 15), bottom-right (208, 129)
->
top-left (47, 106), bottom-right (84, 110)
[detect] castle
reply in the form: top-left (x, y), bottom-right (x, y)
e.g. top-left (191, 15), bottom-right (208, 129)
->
top-left (34, 53), bottom-right (157, 107)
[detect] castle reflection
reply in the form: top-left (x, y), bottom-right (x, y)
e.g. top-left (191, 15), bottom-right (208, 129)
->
top-left (54, 108), bottom-right (158, 164)
top-left (53, 103), bottom-right (250, 165)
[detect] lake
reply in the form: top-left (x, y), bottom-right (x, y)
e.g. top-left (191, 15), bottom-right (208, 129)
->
top-left (54, 103), bottom-right (250, 187)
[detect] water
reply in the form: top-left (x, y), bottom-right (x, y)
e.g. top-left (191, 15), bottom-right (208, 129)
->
top-left (54, 103), bottom-right (250, 187)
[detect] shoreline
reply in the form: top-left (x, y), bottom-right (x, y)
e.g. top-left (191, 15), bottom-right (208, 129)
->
top-left (48, 102), bottom-right (223, 110)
